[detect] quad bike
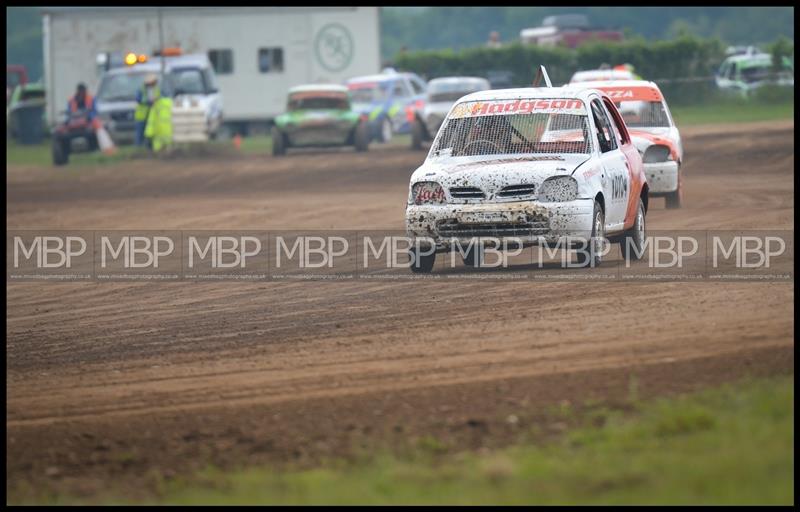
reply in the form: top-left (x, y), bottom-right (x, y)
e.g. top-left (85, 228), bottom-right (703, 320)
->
top-left (52, 110), bottom-right (99, 166)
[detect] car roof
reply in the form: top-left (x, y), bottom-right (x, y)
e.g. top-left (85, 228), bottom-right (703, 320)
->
top-left (347, 72), bottom-right (418, 84)
top-left (574, 80), bottom-right (665, 102)
top-left (428, 76), bottom-right (489, 85)
top-left (288, 84), bottom-right (348, 94)
top-left (457, 86), bottom-right (600, 103)
top-left (574, 79), bottom-right (659, 90)
top-left (570, 69), bottom-right (634, 82)
top-left (723, 53), bottom-right (772, 64)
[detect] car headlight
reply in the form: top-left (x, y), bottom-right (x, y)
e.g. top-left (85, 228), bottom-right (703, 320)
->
top-left (643, 144), bottom-right (672, 163)
top-left (411, 181), bottom-right (446, 205)
top-left (538, 176), bottom-right (578, 202)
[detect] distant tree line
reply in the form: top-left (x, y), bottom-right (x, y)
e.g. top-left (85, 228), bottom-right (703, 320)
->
top-left (394, 35), bottom-right (794, 105)
top-left (381, 7), bottom-right (795, 61)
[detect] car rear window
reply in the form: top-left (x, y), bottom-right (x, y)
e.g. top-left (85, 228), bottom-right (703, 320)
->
top-left (615, 100), bottom-right (671, 128)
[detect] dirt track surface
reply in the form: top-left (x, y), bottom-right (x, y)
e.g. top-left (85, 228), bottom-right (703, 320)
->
top-left (6, 120), bottom-right (795, 499)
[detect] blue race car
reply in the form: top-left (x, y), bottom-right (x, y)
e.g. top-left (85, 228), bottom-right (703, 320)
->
top-left (346, 69), bottom-right (427, 143)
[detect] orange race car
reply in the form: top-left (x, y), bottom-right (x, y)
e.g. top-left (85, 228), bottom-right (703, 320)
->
top-left (577, 80), bottom-right (684, 208)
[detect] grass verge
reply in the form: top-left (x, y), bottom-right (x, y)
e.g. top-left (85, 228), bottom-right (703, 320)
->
top-left (7, 98), bottom-right (793, 167)
top-left (670, 99), bottom-right (794, 126)
top-left (14, 374), bottom-right (794, 505)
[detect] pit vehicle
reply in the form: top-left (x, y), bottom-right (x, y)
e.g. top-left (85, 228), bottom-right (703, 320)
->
top-left (271, 84), bottom-right (369, 156)
top-left (715, 51), bottom-right (794, 96)
top-left (578, 80), bottom-right (683, 208)
top-left (7, 83), bottom-right (47, 141)
top-left (405, 84), bottom-right (648, 272)
top-left (95, 51), bottom-right (223, 144)
top-left (410, 76), bottom-right (491, 150)
top-left (346, 70), bottom-right (427, 143)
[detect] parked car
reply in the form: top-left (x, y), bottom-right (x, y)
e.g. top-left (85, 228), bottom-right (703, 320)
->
top-left (345, 69), bottom-right (427, 143)
top-left (270, 84), bottom-right (369, 156)
top-left (715, 51), bottom-right (794, 96)
top-left (405, 84), bottom-right (648, 272)
top-left (410, 76), bottom-right (491, 150)
top-left (577, 80), bottom-right (683, 208)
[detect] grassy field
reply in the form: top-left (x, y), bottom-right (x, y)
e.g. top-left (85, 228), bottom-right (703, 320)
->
top-left (670, 99), bottom-right (794, 126)
top-left (18, 374), bottom-right (793, 505)
top-left (6, 98), bottom-right (793, 168)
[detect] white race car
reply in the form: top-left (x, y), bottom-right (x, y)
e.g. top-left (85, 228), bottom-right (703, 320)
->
top-left (405, 86), bottom-right (649, 273)
top-left (411, 76), bottom-right (491, 150)
top-left (579, 80), bottom-right (684, 208)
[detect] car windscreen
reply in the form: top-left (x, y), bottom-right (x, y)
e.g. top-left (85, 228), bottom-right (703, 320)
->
top-left (615, 100), bottom-right (671, 128)
top-left (20, 89), bottom-right (45, 101)
top-left (347, 82), bottom-right (390, 103)
top-left (288, 94), bottom-right (349, 111)
top-left (431, 99), bottom-right (592, 158)
top-left (97, 72), bottom-right (148, 102)
top-left (169, 68), bottom-right (208, 95)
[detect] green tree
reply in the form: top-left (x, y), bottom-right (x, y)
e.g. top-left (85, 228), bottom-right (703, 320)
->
top-left (768, 36), bottom-right (794, 76)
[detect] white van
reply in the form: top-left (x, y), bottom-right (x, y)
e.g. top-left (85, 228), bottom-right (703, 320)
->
top-left (95, 52), bottom-right (223, 144)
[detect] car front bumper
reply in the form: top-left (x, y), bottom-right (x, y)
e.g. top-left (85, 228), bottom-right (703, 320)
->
top-left (285, 122), bottom-right (355, 146)
top-left (405, 199), bottom-right (596, 249)
top-left (644, 161), bottom-right (679, 194)
top-left (106, 121), bottom-right (137, 145)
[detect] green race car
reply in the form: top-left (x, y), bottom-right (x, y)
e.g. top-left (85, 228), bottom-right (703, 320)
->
top-left (271, 84), bottom-right (369, 156)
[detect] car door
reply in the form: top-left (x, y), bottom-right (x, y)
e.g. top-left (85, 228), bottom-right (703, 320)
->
top-left (603, 96), bottom-right (645, 231)
top-left (590, 97), bottom-right (629, 233)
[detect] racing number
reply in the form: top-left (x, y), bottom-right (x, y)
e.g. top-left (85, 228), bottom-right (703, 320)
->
top-left (612, 173), bottom-right (628, 201)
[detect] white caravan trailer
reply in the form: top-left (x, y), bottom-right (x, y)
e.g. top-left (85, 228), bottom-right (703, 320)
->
top-left (41, 7), bottom-right (381, 133)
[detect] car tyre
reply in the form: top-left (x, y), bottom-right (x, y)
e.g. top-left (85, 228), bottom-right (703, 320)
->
top-left (462, 244), bottom-right (484, 268)
top-left (52, 138), bottom-right (69, 166)
top-left (411, 118), bottom-right (424, 150)
top-left (409, 245), bottom-right (436, 273)
top-left (575, 200), bottom-right (605, 268)
top-left (271, 126), bottom-right (286, 156)
top-left (354, 121), bottom-right (369, 152)
top-left (621, 198), bottom-right (647, 262)
top-left (665, 171), bottom-right (682, 209)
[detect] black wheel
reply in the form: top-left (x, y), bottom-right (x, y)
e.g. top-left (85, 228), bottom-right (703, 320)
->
top-left (52, 138), bottom-right (69, 166)
top-left (271, 126), bottom-right (286, 156)
top-left (377, 117), bottom-right (393, 143)
top-left (354, 121), bottom-right (369, 152)
top-left (411, 118), bottom-right (424, 150)
top-left (575, 200), bottom-right (605, 268)
top-left (409, 245), bottom-right (436, 273)
top-left (621, 198), bottom-right (647, 262)
top-left (461, 244), bottom-right (483, 268)
top-left (665, 171), bottom-right (682, 209)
